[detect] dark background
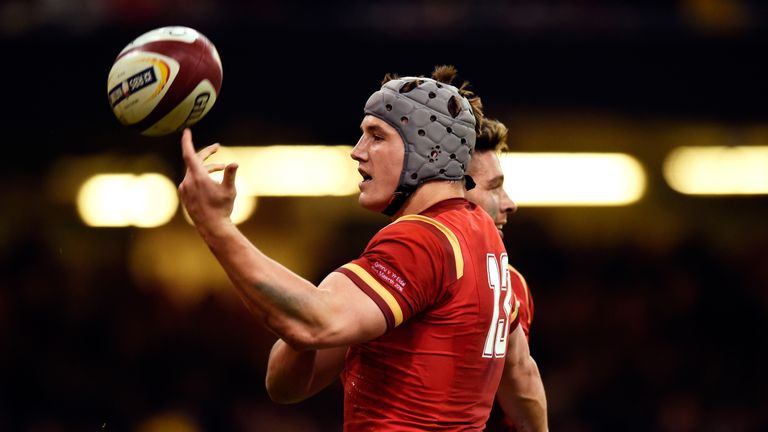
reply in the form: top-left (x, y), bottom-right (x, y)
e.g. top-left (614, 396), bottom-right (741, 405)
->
top-left (1, 1), bottom-right (767, 431)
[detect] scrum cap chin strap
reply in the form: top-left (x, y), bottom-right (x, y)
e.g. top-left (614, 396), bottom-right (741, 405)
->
top-left (364, 76), bottom-right (477, 216)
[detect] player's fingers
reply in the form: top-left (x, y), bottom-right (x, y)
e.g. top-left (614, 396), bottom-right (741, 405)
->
top-left (181, 129), bottom-right (224, 179)
top-left (180, 129), bottom-right (199, 170)
top-left (222, 163), bottom-right (239, 190)
top-left (204, 163), bottom-right (226, 174)
top-left (197, 143), bottom-right (221, 161)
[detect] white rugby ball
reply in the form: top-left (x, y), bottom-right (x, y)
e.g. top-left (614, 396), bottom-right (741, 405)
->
top-left (107, 26), bottom-right (223, 136)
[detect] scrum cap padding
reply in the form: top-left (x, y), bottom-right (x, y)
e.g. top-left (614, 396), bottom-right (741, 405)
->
top-left (364, 77), bottom-right (476, 189)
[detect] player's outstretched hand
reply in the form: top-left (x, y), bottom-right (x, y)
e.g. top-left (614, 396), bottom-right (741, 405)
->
top-left (178, 128), bottom-right (239, 230)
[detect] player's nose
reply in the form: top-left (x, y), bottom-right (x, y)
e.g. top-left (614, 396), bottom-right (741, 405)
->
top-left (500, 189), bottom-right (517, 215)
top-left (351, 135), bottom-right (368, 162)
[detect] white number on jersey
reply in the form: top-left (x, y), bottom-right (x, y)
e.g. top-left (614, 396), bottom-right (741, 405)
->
top-left (483, 253), bottom-right (514, 358)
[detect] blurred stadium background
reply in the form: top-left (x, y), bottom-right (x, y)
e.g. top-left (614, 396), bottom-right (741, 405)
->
top-left (2, 0), bottom-right (768, 431)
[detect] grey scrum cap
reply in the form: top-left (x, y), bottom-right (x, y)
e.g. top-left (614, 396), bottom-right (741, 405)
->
top-left (364, 76), bottom-right (477, 215)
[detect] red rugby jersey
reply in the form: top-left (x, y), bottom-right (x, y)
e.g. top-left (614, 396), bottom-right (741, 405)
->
top-left (485, 265), bottom-right (535, 432)
top-left (335, 198), bottom-right (521, 431)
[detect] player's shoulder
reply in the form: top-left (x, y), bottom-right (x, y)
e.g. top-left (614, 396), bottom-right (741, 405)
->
top-left (507, 263), bottom-right (526, 282)
top-left (507, 262), bottom-right (534, 324)
top-left (390, 213), bottom-right (457, 237)
top-left (379, 213), bottom-right (454, 247)
top-left (385, 214), bottom-right (465, 279)
top-left (506, 263), bottom-right (531, 291)
top-left (387, 213), bottom-right (466, 249)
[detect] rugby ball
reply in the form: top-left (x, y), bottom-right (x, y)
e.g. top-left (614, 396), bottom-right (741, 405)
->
top-left (107, 26), bottom-right (223, 136)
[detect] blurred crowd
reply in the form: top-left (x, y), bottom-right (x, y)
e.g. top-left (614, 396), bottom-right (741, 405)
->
top-left (1, 213), bottom-right (766, 431)
top-left (1, 0), bottom-right (765, 37)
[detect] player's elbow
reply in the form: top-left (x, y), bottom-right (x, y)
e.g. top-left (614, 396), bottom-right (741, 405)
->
top-left (275, 330), bottom-right (317, 351)
top-left (505, 350), bottom-right (539, 379)
top-left (274, 324), bottom-right (333, 351)
top-left (265, 316), bottom-right (330, 350)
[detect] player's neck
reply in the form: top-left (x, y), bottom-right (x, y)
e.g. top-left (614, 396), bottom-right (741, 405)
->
top-left (391, 181), bottom-right (465, 219)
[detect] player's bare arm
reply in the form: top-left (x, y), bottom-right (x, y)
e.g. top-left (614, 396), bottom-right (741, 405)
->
top-left (178, 128), bottom-right (387, 349)
top-left (265, 342), bottom-right (347, 404)
top-left (496, 325), bottom-right (549, 432)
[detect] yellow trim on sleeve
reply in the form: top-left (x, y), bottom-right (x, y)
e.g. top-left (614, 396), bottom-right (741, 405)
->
top-left (342, 263), bottom-right (404, 326)
top-left (395, 214), bottom-right (464, 279)
top-left (509, 299), bottom-right (520, 323)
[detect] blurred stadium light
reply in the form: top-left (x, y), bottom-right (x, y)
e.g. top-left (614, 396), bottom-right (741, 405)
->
top-left (207, 145), bottom-right (359, 197)
top-left (76, 173), bottom-right (177, 227)
top-left (500, 153), bottom-right (647, 206)
top-left (663, 145), bottom-right (768, 195)
top-left (73, 149), bottom-right (652, 228)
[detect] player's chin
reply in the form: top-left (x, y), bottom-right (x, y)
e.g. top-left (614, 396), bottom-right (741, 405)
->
top-left (497, 228), bottom-right (505, 239)
top-left (358, 193), bottom-right (387, 213)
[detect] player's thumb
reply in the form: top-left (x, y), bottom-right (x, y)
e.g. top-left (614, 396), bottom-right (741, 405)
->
top-left (222, 163), bottom-right (239, 190)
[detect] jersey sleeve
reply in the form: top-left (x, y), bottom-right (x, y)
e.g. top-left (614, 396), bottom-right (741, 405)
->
top-left (335, 219), bottom-right (461, 330)
top-left (508, 264), bottom-right (533, 337)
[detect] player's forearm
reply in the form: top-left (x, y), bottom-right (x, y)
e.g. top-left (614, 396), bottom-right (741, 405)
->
top-left (196, 220), bottom-right (329, 345)
top-left (266, 340), bottom-right (347, 404)
top-left (266, 339), bottom-right (318, 403)
top-left (497, 356), bottom-right (548, 432)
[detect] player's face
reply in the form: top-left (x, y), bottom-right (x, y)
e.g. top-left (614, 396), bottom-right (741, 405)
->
top-left (351, 115), bottom-right (405, 212)
top-left (465, 150), bottom-right (517, 238)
